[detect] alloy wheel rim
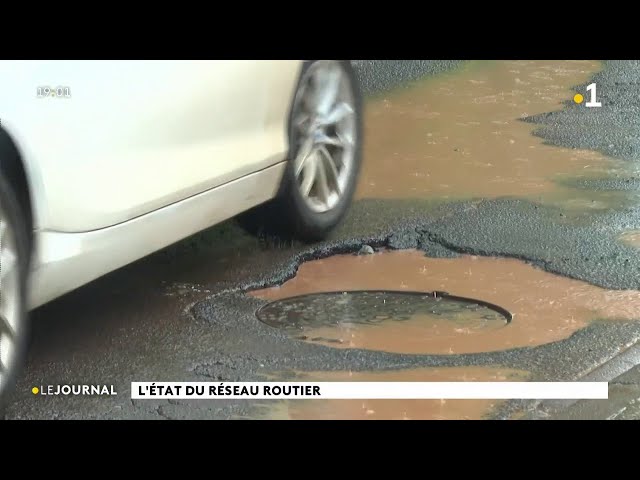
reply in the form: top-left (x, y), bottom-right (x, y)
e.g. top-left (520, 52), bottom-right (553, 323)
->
top-left (291, 61), bottom-right (357, 213)
top-left (0, 207), bottom-right (21, 393)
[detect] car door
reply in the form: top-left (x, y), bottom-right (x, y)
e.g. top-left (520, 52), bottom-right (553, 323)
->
top-left (0, 60), bottom-right (302, 232)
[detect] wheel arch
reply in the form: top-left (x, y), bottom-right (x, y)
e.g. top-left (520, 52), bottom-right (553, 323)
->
top-left (0, 128), bottom-right (35, 254)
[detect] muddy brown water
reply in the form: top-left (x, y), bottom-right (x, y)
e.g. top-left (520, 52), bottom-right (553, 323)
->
top-left (356, 60), bottom-right (627, 208)
top-left (264, 367), bottom-right (529, 420)
top-left (620, 231), bottom-right (640, 248)
top-left (251, 250), bottom-right (640, 354)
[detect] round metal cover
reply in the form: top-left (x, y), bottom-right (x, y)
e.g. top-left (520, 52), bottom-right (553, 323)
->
top-left (256, 290), bottom-right (512, 342)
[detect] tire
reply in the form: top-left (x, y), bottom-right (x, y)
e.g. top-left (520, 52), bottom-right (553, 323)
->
top-left (0, 173), bottom-right (29, 413)
top-left (239, 60), bottom-right (363, 242)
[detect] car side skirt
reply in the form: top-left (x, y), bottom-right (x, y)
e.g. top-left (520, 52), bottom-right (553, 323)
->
top-left (27, 161), bottom-right (287, 309)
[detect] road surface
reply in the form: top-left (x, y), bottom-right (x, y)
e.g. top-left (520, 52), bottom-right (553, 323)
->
top-left (6, 60), bottom-right (640, 420)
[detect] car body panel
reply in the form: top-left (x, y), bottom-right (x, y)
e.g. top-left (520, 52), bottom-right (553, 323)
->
top-left (0, 60), bottom-right (301, 232)
top-left (28, 161), bottom-right (287, 309)
top-left (0, 60), bottom-right (304, 307)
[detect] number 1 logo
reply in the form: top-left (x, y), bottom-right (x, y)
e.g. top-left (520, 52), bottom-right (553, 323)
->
top-left (585, 83), bottom-right (602, 108)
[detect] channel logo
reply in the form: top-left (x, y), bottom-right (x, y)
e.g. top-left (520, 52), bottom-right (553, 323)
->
top-left (31, 385), bottom-right (117, 396)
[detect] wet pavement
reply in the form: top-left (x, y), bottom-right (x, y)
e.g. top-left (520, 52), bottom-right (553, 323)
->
top-left (6, 60), bottom-right (640, 420)
top-left (251, 250), bottom-right (640, 354)
top-left (264, 367), bottom-right (529, 420)
top-left (357, 60), bottom-right (619, 205)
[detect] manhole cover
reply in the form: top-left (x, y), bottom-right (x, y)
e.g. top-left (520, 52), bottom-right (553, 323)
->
top-left (256, 290), bottom-right (512, 354)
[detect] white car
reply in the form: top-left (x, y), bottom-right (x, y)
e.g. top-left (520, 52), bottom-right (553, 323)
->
top-left (0, 60), bottom-right (363, 404)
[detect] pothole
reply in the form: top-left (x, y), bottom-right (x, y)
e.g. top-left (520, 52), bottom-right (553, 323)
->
top-left (262, 367), bottom-right (530, 420)
top-left (251, 249), bottom-right (640, 354)
top-left (257, 290), bottom-right (511, 355)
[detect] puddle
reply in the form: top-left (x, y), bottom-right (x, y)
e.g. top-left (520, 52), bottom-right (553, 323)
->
top-left (620, 231), bottom-right (640, 248)
top-left (251, 250), bottom-right (640, 354)
top-left (264, 367), bottom-right (529, 420)
top-left (356, 60), bottom-right (630, 208)
top-left (257, 291), bottom-right (510, 354)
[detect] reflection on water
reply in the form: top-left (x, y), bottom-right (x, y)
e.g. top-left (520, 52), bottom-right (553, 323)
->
top-left (357, 60), bottom-right (634, 210)
top-left (251, 250), bottom-right (640, 354)
top-left (264, 367), bottom-right (529, 420)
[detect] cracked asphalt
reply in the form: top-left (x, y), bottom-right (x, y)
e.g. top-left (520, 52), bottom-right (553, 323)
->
top-left (5, 60), bottom-right (640, 420)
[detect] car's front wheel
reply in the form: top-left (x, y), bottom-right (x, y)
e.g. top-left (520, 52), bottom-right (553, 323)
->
top-left (280, 60), bottom-right (363, 241)
top-left (240, 60), bottom-right (363, 242)
top-left (0, 174), bottom-right (29, 412)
